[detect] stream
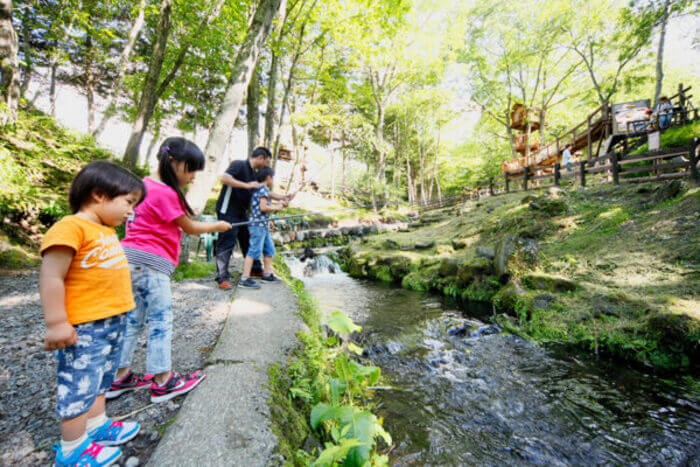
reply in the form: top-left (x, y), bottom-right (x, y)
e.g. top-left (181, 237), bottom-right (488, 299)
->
top-left (285, 255), bottom-right (700, 466)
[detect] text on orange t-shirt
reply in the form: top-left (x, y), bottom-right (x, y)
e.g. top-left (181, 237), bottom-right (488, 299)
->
top-left (40, 215), bottom-right (135, 325)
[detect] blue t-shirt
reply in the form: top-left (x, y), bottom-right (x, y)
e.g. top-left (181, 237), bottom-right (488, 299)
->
top-left (249, 185), bottom-right (270, 227)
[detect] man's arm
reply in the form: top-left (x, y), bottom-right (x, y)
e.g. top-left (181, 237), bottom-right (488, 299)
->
top-left (220, 173), bottom-right (261, 190)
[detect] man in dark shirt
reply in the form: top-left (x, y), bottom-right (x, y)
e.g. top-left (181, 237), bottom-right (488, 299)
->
top-left (214, 146), bottom-right (293, 289)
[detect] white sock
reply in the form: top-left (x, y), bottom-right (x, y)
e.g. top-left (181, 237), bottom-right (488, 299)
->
top-left (86, 412), bottom-right (109, 433)
top-left (61, 432), bottom-right (88, 455)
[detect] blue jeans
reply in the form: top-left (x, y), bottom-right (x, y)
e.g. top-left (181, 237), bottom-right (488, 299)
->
top-left (118, 264), bottom-right (172, 374)
top-left (659, 113), bottom-right (672, 129)
top-left (56, 314), bottom-right (126, 418)
top-left (247, 225), bottom-right (275, 260)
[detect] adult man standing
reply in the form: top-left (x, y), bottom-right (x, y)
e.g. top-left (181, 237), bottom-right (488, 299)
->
top-left (215, 146), bottom-right (292, 289)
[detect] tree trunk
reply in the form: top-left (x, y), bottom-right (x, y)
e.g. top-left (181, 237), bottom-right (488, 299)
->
top-left (186, 0), bottom-right (283, 215)
top-left (654, 0), bottom-right (670, 106)
top-left (145, 120), bottom-right (162, 168)
top-left (47, 2), bottom-right (81, 117)
top-left (272, 33), bottom-right (305, 166)
top-left (19, 2), bottom-right (32, 95)
top-left (263, 51), bottom-right (278, 147)
top-left (505, 122), bottom-right (518, 158)
top-left (122, 0), bottom-right (173, 169)
top-left (246, 64), bottom-right (261, 156)
top-left (341, 130), bottom-right (347, 190)
top-left (93, 0), bottom-right (146, 138)
top-left (405, 148), bottom-right (413, 204)
top-left (0, 0), bottom-right (19, 125)
top-left (433, 128), bottom-right (442, 202)
top-left (419, 144), bottom-right (426, 205)
top-left (285, 114), bottom-right (300, 194)
top-left (330, 143), bottom-right (336, 200)
top-left (375, 103), bottom-right (386, 184)
top-left (85, 34), bottom-right (95, 133)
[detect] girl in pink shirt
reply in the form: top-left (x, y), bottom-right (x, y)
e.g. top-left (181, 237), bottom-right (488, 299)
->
top-left (110, 137), bottom-right (231, 403)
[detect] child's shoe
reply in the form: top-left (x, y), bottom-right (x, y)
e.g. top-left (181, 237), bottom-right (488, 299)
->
top-left (106, 372), bottom-right (154, 399)
top-left (150, 370), bottom-right (206, 403)
top-left (88, 419), bottom-right (140, 446)
top-left (261, 273), bottom-right (282, 282)
top-left (52, 438), bottom-right (121, 466)
top-left (239, 277), bottom-right (260, 289)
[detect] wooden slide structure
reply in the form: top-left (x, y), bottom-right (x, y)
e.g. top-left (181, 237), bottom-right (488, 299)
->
top-left (501, 83), bottom-right (697, 176)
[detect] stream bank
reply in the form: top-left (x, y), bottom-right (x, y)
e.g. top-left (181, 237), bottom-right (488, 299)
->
top-left (337, 181), bottom-right (700, 373)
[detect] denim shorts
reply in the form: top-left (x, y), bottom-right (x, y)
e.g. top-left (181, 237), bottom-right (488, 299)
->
top-left (247, 225), bottom-right (275, 259)
top-left (56, 314), bottom-right (126, 418)
top-left (118, 264), bottom-right (173, 374)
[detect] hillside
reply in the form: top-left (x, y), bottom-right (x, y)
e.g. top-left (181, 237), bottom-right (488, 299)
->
top-left (340, 180), bottom-right (700, 373)
top-left (0, 108), bottom-right (127, 269)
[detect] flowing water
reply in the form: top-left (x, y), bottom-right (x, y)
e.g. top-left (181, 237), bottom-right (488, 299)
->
top-left (286, 255), bottom-right (700, 466)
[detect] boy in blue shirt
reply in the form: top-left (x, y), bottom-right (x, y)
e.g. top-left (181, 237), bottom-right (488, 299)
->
top-left (239, 167), bottom-right (286, 288)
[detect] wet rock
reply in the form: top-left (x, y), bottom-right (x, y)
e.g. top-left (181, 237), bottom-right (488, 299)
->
top-left (532, 293), bottom-right (557, 310)
top-left (476, 247), bottom-right (495, 259)
top-left (522, 273), bottom-right (578, 292)
top-left (125, 457), bottom-right (140, 467)
top-left (470, 324), bottom-right (502, 338)
top-left (448, 325), bottom-right (469, 337)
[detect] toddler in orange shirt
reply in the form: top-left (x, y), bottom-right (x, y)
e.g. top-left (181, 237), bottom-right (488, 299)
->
top-left (40, 161), bottom-right (144, 467)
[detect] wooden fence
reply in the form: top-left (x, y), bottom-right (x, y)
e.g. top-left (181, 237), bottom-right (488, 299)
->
top-left (475, 138), bottom-right (699, 198)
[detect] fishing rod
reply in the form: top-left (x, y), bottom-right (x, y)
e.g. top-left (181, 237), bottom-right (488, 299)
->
top-left (223, 195), bottom-right (464, 229)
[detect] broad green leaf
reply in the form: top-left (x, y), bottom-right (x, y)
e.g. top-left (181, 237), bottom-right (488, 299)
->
top-left (326, 312), bottom-right (362, 335)
top-left (312, 439), bottom-right (366, 467)
top-left (348, 342), bottom-right (364, 355)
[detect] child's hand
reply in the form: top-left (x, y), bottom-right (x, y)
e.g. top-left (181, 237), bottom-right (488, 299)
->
top-left (214, 221), bottom-right (232, 232)
top-left (44, 321), bottom-right (78, 351)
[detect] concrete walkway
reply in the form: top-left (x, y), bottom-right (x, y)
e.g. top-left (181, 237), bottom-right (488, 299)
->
top-left (149, 280), bottom-right (306, 466)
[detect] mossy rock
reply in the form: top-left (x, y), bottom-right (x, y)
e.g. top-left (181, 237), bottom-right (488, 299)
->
top-left (492, 281), bottom-right (529, 319)
top-left (413, 240), bottom-right (436, 250)
top-left (647, 313), bottom-right (700, 355)
top-left (522, 273), bottom-right (578, 292)
top-left (369, 264), bottom-right (394, 282)
top-left (379, 255), bottom-right (413, 277)
top-left (401, 270), bottom-right (431, 292)
top-left (456, 256), bottom-right (492, 287)
top-left (438, 257), bottom-right (461, 277)
top-left (382, 239), bottom-right (400, 249)
top-left (528, 196), bottom-right (567, 216)
top-left (419, 257), bottom-right (441, 269)
top-left (494, 236), bottom-right (539, 281)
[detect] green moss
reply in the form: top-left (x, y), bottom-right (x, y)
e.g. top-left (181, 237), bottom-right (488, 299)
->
top-left (0, 245), bottom-right (39, 270)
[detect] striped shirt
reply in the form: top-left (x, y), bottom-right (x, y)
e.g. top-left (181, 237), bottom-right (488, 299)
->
top-left (124, 247), bottom-right (176, 276)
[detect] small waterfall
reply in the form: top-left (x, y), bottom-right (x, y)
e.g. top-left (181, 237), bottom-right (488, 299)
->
top-left (285, 254), bottom-right (342, 278)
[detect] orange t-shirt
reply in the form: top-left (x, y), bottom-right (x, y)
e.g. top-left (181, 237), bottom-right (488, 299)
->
top-left (40, 215), bottom-right (135, 325)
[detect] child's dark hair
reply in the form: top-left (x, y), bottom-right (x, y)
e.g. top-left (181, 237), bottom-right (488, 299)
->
top-left (157, 137), bottom-right (205, 216)
top-left (257, 167), bottom-right (275, 183)
top-left (69, 161), bottom-right (145, 213)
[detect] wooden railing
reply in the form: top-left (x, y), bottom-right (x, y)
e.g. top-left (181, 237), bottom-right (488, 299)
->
top-left (482, 139), bottom-right (699, 197)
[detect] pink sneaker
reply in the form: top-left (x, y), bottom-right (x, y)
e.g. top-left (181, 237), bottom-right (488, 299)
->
top-left (106, 372), bottom-right (154, 399)
top-left (150, 371), bottom-right (206, 403)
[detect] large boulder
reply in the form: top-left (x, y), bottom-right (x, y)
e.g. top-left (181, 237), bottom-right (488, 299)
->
top-left (456, 256), bottom-right (492, 287)
top-left (653, 180), bottom-right (684, 204)
top-left (438, 257), bottom-right (461, 277)
top-left (413, 240), bottom-right (435, 250)
top-left (451, 238), bottom-right (470, 250)
top-left (379, 255), bottom-right (413, 277)
top-left (476, 246), bottom-right (495, 259)
top-left (492, 281), bottom-right (528, 318)
top-left (494, 235), bottom-right (539, 282)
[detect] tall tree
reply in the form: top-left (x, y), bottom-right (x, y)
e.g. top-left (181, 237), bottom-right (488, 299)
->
top-left (187, 0), bottom-right (284, 214)
top-left (246, 64), bottom-right (261, 155)
top-left (123, 0), bottom-right (173, 168)
top-left (0, 0), bottom-right (19, 125)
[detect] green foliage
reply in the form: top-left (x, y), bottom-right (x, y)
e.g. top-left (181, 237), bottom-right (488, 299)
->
top-left (172, 260), bottom-right (216, 281)
top-left (271, 258), bottom-right (390, 465)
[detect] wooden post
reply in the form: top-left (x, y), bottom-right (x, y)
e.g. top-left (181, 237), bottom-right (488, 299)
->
top-left (689, 138), bottom-right (699, 181)
top-left (523, 167), bottom-right (530, 191)
top-left (587, 116), bottom-right (592, 161)
top-left (554, 163), bottom-right (560, 186)
top-left (579, 161), bottom-right (586, 187)
top-left (611, 151), bottom-right (619, 185)
top-left (505, 173), bottom-right (510, 193)
top-left (489, 177), bottom-right (494, 196)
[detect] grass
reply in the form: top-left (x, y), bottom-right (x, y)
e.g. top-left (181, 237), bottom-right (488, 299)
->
top-left (632, 120), bottom-right (699, 154)
top-left (172, 260), bottom-right (216, 281)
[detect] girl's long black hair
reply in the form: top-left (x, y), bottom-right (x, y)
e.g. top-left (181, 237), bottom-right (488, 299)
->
top-left (157, 137), bottom-right (205, 216)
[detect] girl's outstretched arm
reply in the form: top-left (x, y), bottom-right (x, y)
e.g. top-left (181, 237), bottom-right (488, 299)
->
top-left (175, 216), bottom-right (232, 235)
top-left (40, 246), bottom-right (78, 351)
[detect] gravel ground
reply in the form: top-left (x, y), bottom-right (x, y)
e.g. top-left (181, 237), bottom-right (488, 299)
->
top-left (0, 266), bottom-right (235, 466)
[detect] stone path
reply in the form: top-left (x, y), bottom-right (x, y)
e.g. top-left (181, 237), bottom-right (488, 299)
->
top-left (149, 279), bottom-right (306, 466)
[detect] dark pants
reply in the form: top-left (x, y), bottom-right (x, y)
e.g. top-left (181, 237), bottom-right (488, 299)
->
top-left (215, 212), bottom-right (262, 283)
